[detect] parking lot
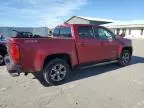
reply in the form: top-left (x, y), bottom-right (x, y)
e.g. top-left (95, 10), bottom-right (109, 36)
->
top-left (0, 39), bottom-right (144, 108)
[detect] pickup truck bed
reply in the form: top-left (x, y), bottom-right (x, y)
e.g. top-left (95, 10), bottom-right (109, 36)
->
top-left (7, 38), bottom-right (78, 72)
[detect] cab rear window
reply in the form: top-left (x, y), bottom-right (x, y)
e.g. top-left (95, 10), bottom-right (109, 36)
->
top-left (53, 27), bottom-right (72, 37)
top-left (78, 26), bottom-right (95, 38)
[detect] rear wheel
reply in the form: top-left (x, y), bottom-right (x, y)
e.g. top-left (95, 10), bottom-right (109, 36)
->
top-left (118, 50), bottom-right (131, 66)
top-left (43, 59), bottom-right (70, 85)
top-left (0, 52), bottom-right (4, 66)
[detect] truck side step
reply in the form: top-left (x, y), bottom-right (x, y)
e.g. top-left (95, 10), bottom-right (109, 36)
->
top-left (79, 60), bottom-right (118, 70)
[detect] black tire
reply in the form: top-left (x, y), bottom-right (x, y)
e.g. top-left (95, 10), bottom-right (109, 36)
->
top-left (0, 52), bottom-right (5, 66)
top-left (43, 58), bottom-right (70, 85)
top-left (118, 50), bottom-right (131, 66)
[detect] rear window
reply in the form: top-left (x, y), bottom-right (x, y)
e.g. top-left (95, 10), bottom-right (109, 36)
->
top-left (60, 27), bottom-right (71, 37)
top-left (78, 26), bottom-right (94, 38)
top-left (53, 28), bottom-right (60, 36)
top-left (53, 27), bottom-right (72, 37)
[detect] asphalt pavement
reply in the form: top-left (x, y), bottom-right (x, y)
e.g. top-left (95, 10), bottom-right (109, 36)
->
top-left (0, 39), bottom-right (144, 108)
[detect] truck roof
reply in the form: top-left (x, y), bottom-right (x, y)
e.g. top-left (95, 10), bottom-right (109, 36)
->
top-left (56, 24), bottom-right (100, 28)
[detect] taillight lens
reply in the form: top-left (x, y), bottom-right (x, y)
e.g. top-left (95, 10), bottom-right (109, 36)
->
top-left (10, 43), bottom-right (20, 63)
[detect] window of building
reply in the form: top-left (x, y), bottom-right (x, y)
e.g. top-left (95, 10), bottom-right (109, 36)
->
top-left (116, 29), bottom-right (120, 35)
top-left (129, 29), bottom-right (131, 35)
top-left (78, 26), bottom-right (94, 38)
top-left (141, 29), bottom-right (143, 35)
top-left (122, 28), bottom-right (126, 33)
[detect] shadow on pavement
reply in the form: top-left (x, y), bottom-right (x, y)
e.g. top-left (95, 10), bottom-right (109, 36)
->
top-left (32, 56), bottom-right (144, 87)
top-left (131, 56), bottom-right (144, 64)
top-left (32, 72), bottom-right (50, 87)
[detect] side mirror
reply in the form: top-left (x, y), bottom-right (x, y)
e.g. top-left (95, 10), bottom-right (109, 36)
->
top-left (108, 36), bottom-right (113, 42)
top-left (119, 33), bottom-right (125, 38)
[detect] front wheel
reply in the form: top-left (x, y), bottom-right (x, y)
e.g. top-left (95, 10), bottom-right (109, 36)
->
top-left (43, 59), bottom-right (70, 85)
top-left (118, 50), bottom-right (131, 66)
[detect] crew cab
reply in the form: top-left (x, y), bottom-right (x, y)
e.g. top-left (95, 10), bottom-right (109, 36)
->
top-left (5, 24), bottom-right (133, 85)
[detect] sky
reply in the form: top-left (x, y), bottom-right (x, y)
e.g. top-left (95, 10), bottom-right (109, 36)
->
top-left (0, 0), bottom-right (144, 27)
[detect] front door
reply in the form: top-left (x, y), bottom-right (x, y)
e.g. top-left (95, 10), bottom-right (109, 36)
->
top-left (96, 27), bottom-right (119, 60)
top-left (76, 25), bottom-right (102, 64)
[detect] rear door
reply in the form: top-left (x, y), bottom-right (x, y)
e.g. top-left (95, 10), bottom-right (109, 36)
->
top-left (95, 27), bottom-right (120, 60)
top-left (75, 25), bottom-right (103, 64)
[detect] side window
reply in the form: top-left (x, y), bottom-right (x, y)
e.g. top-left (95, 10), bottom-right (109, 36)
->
top-left (53, 28), bottom-right (60, 37)
top-left (97, 28), bottom-right (115, 40)
top-left (60, 27), bottom-right (71, 37)
top-left (78, 26), bottom-right (94, 38)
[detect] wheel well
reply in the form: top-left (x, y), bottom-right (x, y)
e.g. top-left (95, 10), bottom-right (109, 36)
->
top-left (122, 47), bottom-right (132, 55)
top-left (43, 54), bottom-right (72, 69)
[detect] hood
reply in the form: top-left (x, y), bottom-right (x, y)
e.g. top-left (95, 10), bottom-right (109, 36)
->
top-left (116, 37), bottom-right (132, 46)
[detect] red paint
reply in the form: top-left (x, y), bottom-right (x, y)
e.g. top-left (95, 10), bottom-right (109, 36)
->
top-left (6, 24), bottom-right (132, 72)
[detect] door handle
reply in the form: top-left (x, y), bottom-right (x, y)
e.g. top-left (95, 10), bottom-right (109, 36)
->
top-left (78, 42), bottom-right (85, 46)
top-left (78, 42), bottom-right (96, 46)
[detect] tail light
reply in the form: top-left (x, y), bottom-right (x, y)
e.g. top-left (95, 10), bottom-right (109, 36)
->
top-left (10, 43), bottom-right (20, 63)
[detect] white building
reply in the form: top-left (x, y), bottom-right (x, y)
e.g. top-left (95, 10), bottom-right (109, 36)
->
top-left (105, 22), bottom-right (144, 39)
top-left (65, 16), bottom-right (113, 25)
top-left (65, 16), bottom-right (144, 39)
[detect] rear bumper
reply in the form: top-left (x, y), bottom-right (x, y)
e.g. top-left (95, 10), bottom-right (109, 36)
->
top-left (4, 55), bottom-right (22, 76)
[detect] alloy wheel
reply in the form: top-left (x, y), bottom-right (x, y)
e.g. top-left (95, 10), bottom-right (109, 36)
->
top-left (50, 64), bottom-right (67, 82)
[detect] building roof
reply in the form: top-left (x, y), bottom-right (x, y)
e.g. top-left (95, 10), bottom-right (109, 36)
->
top-left (75, 16), bottom-right (114, 22)
top-left (104, 20), bottom-right (144, 28)
top-left (106, 24), bottom-right (144, 28)
top-left (65, 16), bottom-right (113, 25)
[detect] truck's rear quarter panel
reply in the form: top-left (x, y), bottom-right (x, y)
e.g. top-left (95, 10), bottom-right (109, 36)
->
top-left (8, 38), bottom-right (78, 72)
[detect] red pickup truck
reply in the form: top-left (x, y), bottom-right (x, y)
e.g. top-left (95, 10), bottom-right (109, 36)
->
top-left (5, 24), bottom-right (132, 85)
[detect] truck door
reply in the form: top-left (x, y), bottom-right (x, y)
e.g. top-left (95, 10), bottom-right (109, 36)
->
top-left (96, 27), bottom-right (119, 60)
top-left (75, 25), bottom-right (102, 64)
